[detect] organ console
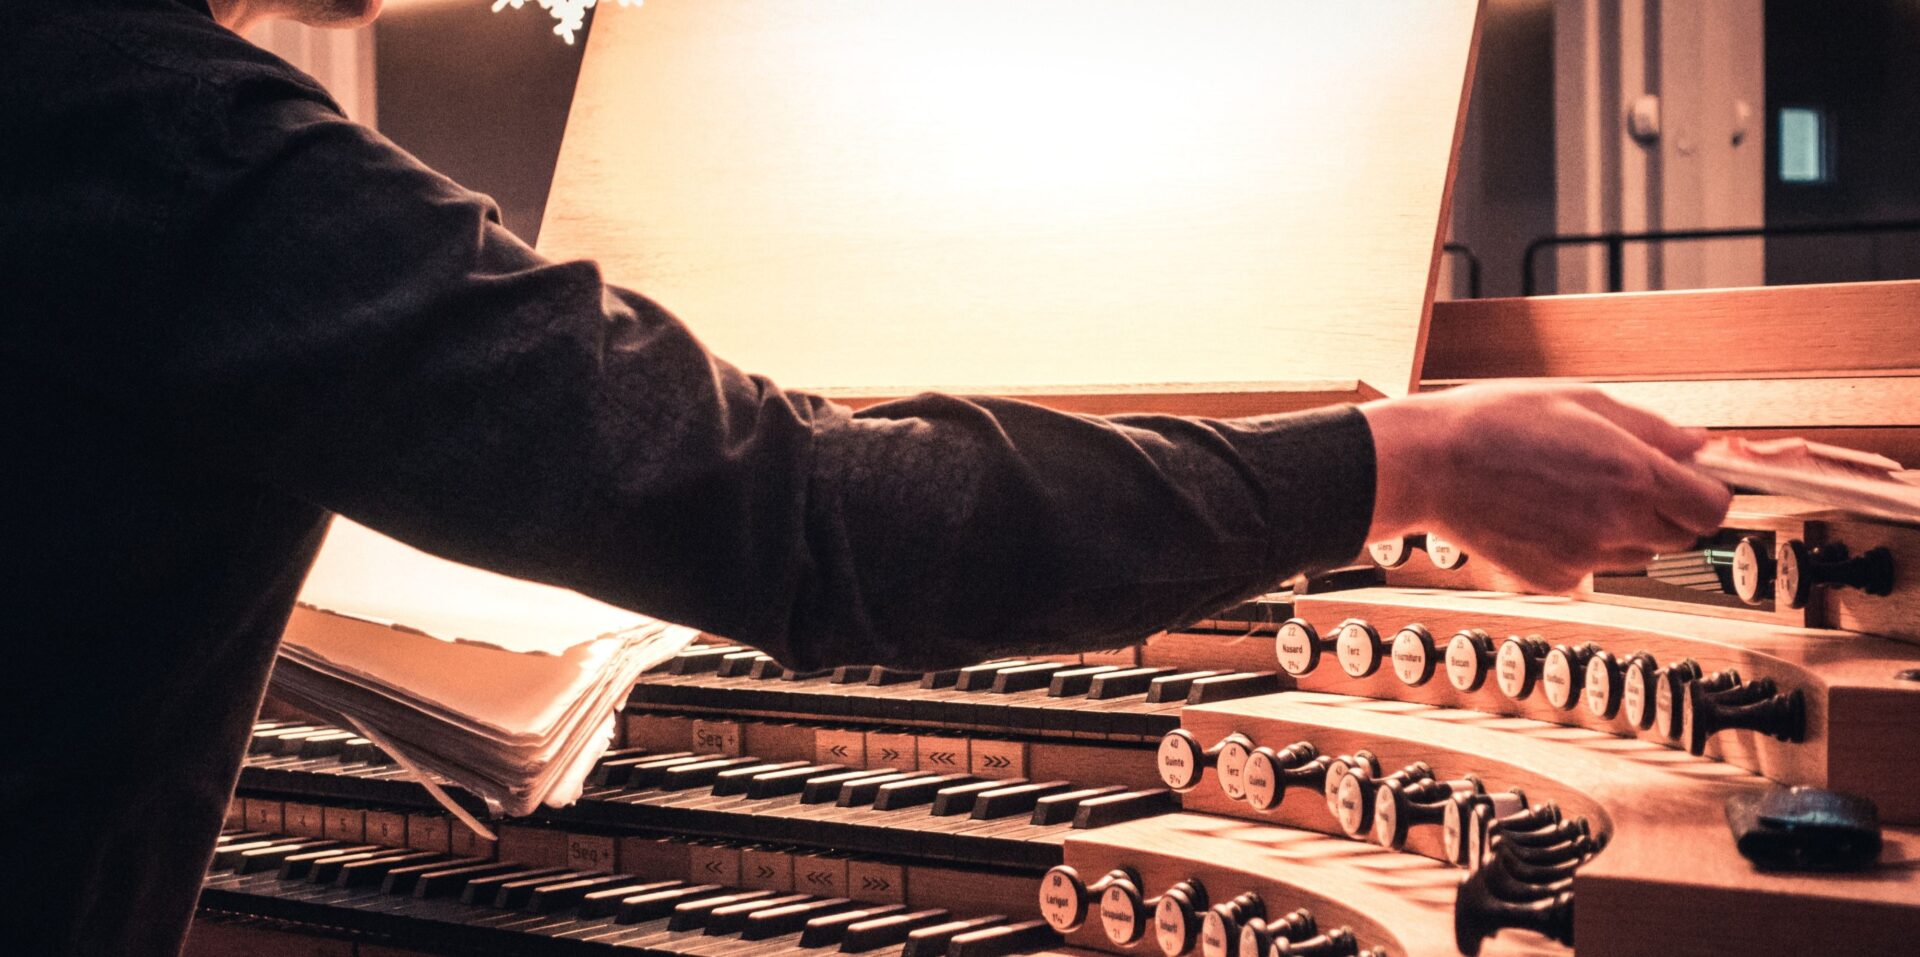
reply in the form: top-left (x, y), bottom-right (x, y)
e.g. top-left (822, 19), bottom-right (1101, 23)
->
top-left (179, 2), bottom-right (1920, 956)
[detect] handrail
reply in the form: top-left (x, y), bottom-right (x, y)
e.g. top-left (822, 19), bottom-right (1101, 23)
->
top-left (1520, 220), bottom-right (1920, 296)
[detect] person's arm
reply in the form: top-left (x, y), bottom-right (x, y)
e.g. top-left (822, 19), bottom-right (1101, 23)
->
top-left (94, 91), bottom-right (1375, 670)
top-left (1363, 382), bottom-right (1732, 594)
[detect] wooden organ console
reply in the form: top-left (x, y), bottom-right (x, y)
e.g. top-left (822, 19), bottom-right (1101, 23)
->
top-left (189, 1), bottom-right (1920, 955)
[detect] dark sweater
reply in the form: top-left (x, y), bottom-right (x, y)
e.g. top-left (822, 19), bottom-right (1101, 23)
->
top-left (0, 0), bottom-right (1376, 952)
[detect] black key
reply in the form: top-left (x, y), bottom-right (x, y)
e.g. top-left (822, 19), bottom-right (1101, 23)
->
top-left (956, 661), bottom-right (1031, 692)
top-left (803, 769), bottom-right (898, 805)
top-left (840, 908), bottom-right (954, 953)
top-left (306, 849), bottom-right (402, 885)
top-left (211, 837), bottom-right (307, 869)
top-left (719, 651), bottom-right (768, 677)
top-left (713, 760), bottom-right (811, 797)
top-left (232, 840), bottom-right (340, 874)
top-left (669, 645), bottom-right (747, 675)
top-left (615, 883), bottom-right (726, 923)
top-left (528, 874), bottom-right (655, 914)
top-left (587, 747), bottom-right (658, 786)
top-left (1046, 665), bottom-right (1120, 697)
top-left (866, 668), bottom-right (922, 686)
top-left (902, 915), bottom-right (1007, 957)
top-left (296, 729), bottom-right (361, 758)
top-left (948, 919), bottom-right (1059, 957)
top-left (743, 897), bottom-right (862, 940)
top-left (1086, 668), bottom-right (1172, 700)
top-left (746, 764), bottom-right (847, 800)
top-left (411, 860), bottom-right (522, 898)
top-left (800, 904), bottom-right (908, 947)
top-left (971, 781), bottom-right (1074, 819)
top-left (874, 774), bottom-right (978, 811)
top-left (781, 668), bottom-right (834, 681)
top-left (661, 757), bottom-right (764, 791)
top-left (705, 892), bottom-right (811, 935)
top-left (1074, 788), bottom-right (1177, 828)
top-left (919, 669), bottom-right (962, 689)
top-left (492, 869), bottom-right (593, 909)
top-left (336, 850), bottom-right (443, 887)
top-left (990, 663), bottom-right (1066, 694)
top-left (667, 889), bottom-right (779, 931)
top-left (579, 879), bottom-right (683, 918)
top-left (931, 779), bottom-right (1026, 817)
top-left (277, 844), bottom-right (379, 881)
top-left (836, 773), bottom-right (921, 807)
top-left (750, 657), bottom-right (787, 680)
top-left (381, 855), bottom-right (488, 895)
top-left (624, 754), bottom-right (706, 789)
top-left (1030, 785), bottom-right (1128, 825)
top-left (1186, 671), bottom-right (1282, 704)
top-left (593, 751), bottom-right (687, 788)
top-left (459, 866), bottom-right (571, 905)
top-left (1144, 670), bottom-right (1226, 704)
top-left (831, 666), bottom-right (874, 684)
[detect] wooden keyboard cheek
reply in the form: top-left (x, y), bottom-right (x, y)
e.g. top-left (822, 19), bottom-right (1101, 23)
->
top-left (1171, 695), bottom-right (1920, 957)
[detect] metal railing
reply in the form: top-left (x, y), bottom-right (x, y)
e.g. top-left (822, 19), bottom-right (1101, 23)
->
top-left (1520, 220), bottom-right (1920, 296)
top-left (1441, 242), bottom-right (1482, 300)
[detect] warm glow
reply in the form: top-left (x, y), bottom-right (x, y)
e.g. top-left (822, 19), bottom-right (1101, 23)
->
top-left (541, 1), bottom-right (1479, 395)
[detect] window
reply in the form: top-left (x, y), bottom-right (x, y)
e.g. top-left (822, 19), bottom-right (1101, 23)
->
top-left (1777, 106), bottom-right (1832, 184)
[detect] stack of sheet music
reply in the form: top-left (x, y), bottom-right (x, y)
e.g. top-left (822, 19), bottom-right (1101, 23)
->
top-left (1693, 437), bottom-right (1920, 522)
top-left (271, 519), bottom-right (697, 830)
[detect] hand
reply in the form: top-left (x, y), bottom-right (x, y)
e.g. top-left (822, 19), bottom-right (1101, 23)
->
top-left (1359, 382), bottom-right (1732, 593)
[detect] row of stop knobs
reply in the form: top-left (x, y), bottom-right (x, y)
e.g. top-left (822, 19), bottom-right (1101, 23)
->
top-left (1038, 869), bottom-right (1381, 957)
top-left (1156, 731), bottom-right (1598, 866)
top-left (1273, 618), bottom-right (1806, 754)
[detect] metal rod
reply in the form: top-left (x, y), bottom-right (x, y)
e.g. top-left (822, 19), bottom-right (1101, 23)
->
top-left (1519, 219), bottom-right (1920, 297)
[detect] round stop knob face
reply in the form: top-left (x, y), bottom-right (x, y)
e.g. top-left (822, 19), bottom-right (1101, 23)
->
top-left (1446, 633), bottom-right (1487, 692)
top-left (1777, 539), bottom-right (1806, 609)
top-left (1541, 648), bottom-right (1580, 710)
top-left (1732, 537), bottom-right (1769, 605)
top-left (1101, 883), bottom-right (1146, 944)
top-left (1441, 799), bottom-right (1469, 864)
top-left (1242, 750), bottom-right (1282, 811)
top-left (1335, 621), bottom-right (1382, 678)
top-left (1426, 534), bottom-right (1467, 570)
top-left (1215, 737), bottom-right (1253, 800)
top-left (1237, 924), bottom-right (1266, 957)
top-left (1200, 911), bottom-right (1233, 957)
top-left (1274, 620), bottom-right (1319, 676)
top-left (1372, 788), bottom-right (1401, 847)
top-left (1623, 662), bottom-right (1653, 728)
top-left (1583, 654), bottom-right (1617, 717)
top-left (1157, 731), bottom-right (1205, 791)
top-left (1368, 538), bottom-right (1411, 568)
top-left (1156, 893), bottom-right (1194, 957)
top-left (1495, 640), bottom-right (1534, 699)
top-left (1039, 866), bottom-right (1088, 932)
top-left (1654, 674), bottom-right (1682, 739)
top-left (1333, 771), bottom-right (1368, 837)
top-left (1391, 627), bottom-right (1435, 686)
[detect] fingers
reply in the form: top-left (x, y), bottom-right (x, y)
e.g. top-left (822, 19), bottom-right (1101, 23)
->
top-left (1646, 453), bottom-right (1734, 535)
top-left (1565, 388), bottom-right (1710, 460)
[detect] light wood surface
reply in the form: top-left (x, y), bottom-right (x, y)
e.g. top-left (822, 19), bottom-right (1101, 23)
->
top-left (1140, 587), bottom-right (1920, 821)
top-left (1159, 693), bottom-right (1920, 957)
top-left (542, 0), bottom-right (1483, 397)
top-left (1422, 374), bottom-right (1920, 428)
top-left (1426, 280), bottom-right (1920, 381)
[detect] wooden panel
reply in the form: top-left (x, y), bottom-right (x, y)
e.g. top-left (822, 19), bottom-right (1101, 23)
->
top-left (363, 810), bottom-right (408, 847)
top-left (543, 0), bottom-right (1483, 397)
top-left (1423, 374), bottom-right (1920, 428)
top-left (906, 866), bottom-right (1039, 919)
top-left (497, 824), bottom-right (567, 867)
top-left (406, 814), bottom-right (450, 854)
top-left (1425, 280), bottom-right (1920, 380)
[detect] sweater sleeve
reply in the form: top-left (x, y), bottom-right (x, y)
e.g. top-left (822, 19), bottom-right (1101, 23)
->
top-left (137, 90), bottom-right (1377, 670)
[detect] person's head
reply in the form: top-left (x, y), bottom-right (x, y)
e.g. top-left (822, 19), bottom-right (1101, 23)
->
top-left (209, 0), bottom-right (383, 33)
